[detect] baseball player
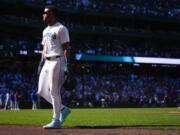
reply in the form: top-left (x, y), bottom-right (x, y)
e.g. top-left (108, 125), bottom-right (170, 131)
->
top-left (4, 92), bottom-right (10, 110)
top-left (14, 92), bottom-right (20, 110)
top-left (30, 89), bottom-right (38, 110)
top-left (37, 5), bottom-right (71, 129)
top-left (10, 91), bottom-right (14, 110)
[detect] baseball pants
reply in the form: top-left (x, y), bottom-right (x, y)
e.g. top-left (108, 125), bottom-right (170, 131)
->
top-left (37, 56), bottom-right (65, 120)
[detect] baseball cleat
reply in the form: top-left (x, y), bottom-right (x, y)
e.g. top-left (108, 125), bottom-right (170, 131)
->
top-left (60, 106), bottom-right (71, 124)
top-left (43, 119), bottom-right (61, 129)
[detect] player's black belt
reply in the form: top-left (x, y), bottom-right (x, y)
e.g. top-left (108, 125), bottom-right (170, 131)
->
top-left (46, 56), bottom-right (61, 60)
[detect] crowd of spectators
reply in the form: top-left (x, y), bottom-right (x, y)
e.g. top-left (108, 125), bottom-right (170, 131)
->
top-left (72, 39), bottom-right (180, 58)
top-left (0, 38), bottom-right (180, 58)
top-left (0, 69), bottom-right (38, 109)
top-left (0, 38), bottom-right (42, 57)
top-left (2, 15), bottom-right (180, 50)
top-left (69, 71), bottom-right (180, 107)
top-left (0, 69), bottom-right (37, 97)
top-left (27, 0), bottom-right (180, 18)
top-left (1, 14), bottom-right (163, 34)
top-left (1, 0), bottom-right (180, 109)
top-left (0, 67), bottom-right (180, 108)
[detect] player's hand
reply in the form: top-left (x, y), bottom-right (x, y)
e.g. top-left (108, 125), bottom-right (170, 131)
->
top-left (62, 58), bottom-right (77, 91)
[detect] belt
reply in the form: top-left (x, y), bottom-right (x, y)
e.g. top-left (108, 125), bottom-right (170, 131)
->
top-left (46, 56), bottom-right (61, 60)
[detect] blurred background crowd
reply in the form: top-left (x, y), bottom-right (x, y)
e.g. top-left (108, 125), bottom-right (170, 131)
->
top-left (0, 0), bottom-right (180, 109)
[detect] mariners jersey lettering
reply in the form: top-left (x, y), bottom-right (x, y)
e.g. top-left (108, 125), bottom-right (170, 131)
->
top-left (42, 22), bottom-right (70, 57)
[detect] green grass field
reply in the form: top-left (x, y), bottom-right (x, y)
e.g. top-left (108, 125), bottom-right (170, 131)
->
top-left (0, 108), bottom-right (180, 130)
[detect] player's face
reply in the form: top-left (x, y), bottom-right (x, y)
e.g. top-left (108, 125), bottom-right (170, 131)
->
top-left (42, 8), bottom-right (51, 22)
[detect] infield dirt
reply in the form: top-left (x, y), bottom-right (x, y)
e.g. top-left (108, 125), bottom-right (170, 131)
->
top-left (0, 125), bottom-right (180, 135)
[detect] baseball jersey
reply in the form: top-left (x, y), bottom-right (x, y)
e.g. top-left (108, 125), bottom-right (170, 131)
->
top-left (41, 22), bottom-right (70, 57)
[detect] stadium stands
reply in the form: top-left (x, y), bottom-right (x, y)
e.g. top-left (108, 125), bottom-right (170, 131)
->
top-left (0, 0), bottom-right (180, 108)
top-left (27, 0), bottom-right (180, 18)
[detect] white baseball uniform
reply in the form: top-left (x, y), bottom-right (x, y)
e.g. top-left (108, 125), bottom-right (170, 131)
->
top-left (37, 22), bottom-right (70, 120)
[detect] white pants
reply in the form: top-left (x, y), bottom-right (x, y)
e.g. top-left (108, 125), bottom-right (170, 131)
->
top-left (4, 99), bottom-right (9, 109)
top-left (10, 100), bottom-right (14, 110)
top-left (37, 57), bottom-right (65, 120)
top-left (32, 100), bottom-right (37, 110)
top-left (14, 101), bottom-right (19, 110)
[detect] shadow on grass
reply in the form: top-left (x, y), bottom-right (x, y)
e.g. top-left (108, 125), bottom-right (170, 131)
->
top-left (73, 125), bottom-right (180, 129)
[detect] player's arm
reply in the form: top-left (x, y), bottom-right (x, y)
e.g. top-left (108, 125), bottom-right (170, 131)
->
top-left (37, 43), bottom-right (46, 76)
top-left (60, 26), bottom-right (70, 58)
top-left (62, 42), bottom-right (69, 58)
top-left (62, 42), bottom-right (70, 74)
top-left (41, 30), bottom-right (46, 59)
top-left (42, 43), bottom-right (46, 59)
